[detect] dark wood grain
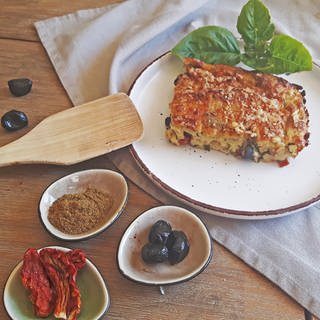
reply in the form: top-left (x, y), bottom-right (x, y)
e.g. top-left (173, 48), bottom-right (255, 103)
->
top-left (0, 1), bottom-right (313, 319)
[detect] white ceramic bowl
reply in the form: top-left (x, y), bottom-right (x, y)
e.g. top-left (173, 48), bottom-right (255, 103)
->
top-left (39, 169), bottom-right (128, 241)
top-left (117, 205), bottom-right (213, 286)
top-left (3, 246), bottom-right (110, 320)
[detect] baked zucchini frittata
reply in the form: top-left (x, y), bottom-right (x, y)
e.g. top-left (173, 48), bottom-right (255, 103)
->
top-left (166, 58), bottom-right (310, 165)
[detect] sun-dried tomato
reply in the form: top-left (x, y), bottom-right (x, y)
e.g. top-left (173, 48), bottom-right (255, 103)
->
top-left (65, 249), bottom-right (86, 320)
top-left (66, 249), bottom-right (86, 270)
top-left (20, 248), bottom-right (54, 318)
top-left (39, 248), bottom-right (83, 320)
top-left (21, 248), bottom-right (85, 320)
top-left (278, 159), bottom-right (289, 167)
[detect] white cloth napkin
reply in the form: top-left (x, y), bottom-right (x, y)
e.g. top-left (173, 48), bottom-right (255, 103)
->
top-left (34, 0), bottom-right (320, 316)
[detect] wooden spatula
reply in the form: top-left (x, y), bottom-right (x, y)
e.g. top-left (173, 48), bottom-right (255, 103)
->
top-left (0, 93), bottom-right (143, 167)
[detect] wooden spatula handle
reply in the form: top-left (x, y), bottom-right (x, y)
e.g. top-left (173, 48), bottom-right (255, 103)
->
top-left (0, 93), bottom-right (143, 167)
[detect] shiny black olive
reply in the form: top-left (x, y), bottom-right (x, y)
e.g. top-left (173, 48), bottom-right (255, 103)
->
top-left (1, 110), bottom-right (28, 131)
top-left (167, 230), bottom-right (189, 265)
top-left (149, 220), bottom-right (172, 244)
top-left (141, 242), bottom-right (169, 263)
top-left (8, 78), bottom-right (32, 97)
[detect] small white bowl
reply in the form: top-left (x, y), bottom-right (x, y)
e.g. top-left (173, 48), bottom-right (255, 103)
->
top-left (39, 169), bottom-right (128, 241)
top-left (117, 205), bottom-right (213, 286)
top-left (3, 246), bottom-right (110, 320)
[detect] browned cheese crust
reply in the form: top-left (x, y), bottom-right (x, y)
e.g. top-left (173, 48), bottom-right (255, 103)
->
top-left (166, 58), bottom-right (310, 164)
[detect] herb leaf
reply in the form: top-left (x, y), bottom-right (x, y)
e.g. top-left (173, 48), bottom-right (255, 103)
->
top-left (261, 35), bottom-right (313, 74)
top-left (171, 0), bottom-right (313, 75)
top-left (237, 0), bottom-right (275, 53)
top-left (240, 53), bottom-right (270, 70)
top-left (171, 26), bottom-right (240, 66)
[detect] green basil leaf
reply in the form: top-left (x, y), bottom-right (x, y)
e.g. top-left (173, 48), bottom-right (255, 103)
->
top-left (260, 35), bottom-right (313, 74)
top-left (240, 53), bottom-right (270, 70)
top-left (171, 26), bottom-right (240, 65)
top-left (237, 0), bottom-right (274, 49)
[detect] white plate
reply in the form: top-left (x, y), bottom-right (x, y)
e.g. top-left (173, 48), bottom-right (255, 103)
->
top-left (129, 52), bottom-right (320, 219)
top-left (3, 246), bottom-right (110, 320)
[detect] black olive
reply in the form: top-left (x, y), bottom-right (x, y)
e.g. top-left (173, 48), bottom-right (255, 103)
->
top-left (8, 78), bottom-right (32, 97)
top-left (165, 116), bottom-right (171, 128)
top-left (243, 143), bottom-right (255, 160)
top-left (141, 242), bottom-right (169, 263)
top-left (1, 110), bottom-right (28, 131)
top-left (241, 141), bottom-right (261, 162)
top-left (149, 220), bottom-right (172, 244)
top-left (167, 230), bottom-right (189, 265)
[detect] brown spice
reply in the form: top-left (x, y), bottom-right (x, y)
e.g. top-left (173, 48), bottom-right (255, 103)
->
top-left (48, 187), bottom-right (113, 235)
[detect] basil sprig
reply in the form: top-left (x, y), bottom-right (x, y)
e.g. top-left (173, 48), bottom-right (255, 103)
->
top-left (171, 0), bottom-right (312, 74)
top-left (237, 0), bottom-right (274, 63)
top-left (171, 26), bottom-right (240, 66)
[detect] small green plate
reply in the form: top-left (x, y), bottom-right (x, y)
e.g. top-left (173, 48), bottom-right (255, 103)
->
top-left (3, 247), bottom-right (110, 320)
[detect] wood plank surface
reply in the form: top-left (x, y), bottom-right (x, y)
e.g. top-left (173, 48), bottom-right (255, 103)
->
top-left (0, 0), bottom-right (122, 41)
top-left (0, 1), bottom-right (314, 319)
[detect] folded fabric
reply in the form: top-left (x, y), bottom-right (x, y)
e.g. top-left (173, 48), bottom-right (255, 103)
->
top-left (34, 0), bottom-right (320, 316)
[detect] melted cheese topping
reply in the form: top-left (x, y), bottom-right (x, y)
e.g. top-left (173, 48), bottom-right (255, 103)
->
top-left (166, 58), bottom-right (310, 163)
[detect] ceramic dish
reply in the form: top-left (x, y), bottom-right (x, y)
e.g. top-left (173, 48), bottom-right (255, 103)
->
top-left (3, 246), bottom-right (110, 320)
top-left (39, 169), bottom-right (128, 240)
top-left (117, 205), bottom-right (213, 286)
top-left (129, 52), bottom-right (320, 219)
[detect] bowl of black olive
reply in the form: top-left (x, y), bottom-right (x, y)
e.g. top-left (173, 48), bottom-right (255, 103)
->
top-left (117, 206), bottom-right (213, 286)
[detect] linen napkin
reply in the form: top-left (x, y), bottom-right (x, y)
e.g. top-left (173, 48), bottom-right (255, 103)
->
top-left (34, 0), bottom-right (320, 316)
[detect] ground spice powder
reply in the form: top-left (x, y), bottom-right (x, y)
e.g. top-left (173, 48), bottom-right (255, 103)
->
top-left (48, 187), bottom-right (113, 234)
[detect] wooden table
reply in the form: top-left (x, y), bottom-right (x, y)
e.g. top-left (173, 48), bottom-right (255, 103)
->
top-left (0, 1), bottom-right (316, 319)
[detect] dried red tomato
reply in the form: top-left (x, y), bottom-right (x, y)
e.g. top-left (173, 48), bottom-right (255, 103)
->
top-left (278, 159), bottom-right (289, 167)
top-left (66, 249), bottom-right (86, 270)
top-left (39, 248), bottom-right (84, 320)
top-left (21, 248), bottom-right (86, 320)
top-left (20, 248), bottom-right (54, 318)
